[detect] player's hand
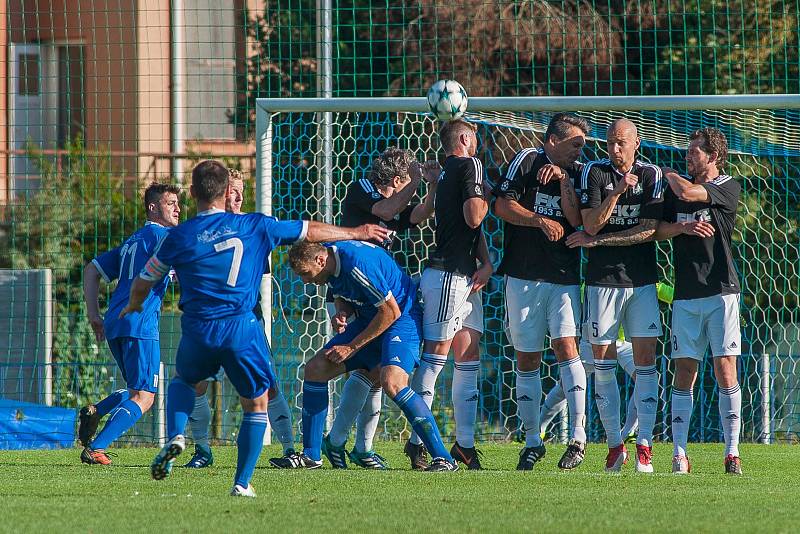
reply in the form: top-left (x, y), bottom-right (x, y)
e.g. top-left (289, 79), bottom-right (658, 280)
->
top-left (422, 160), bottom-right (441, 186)
top-left (536, 218), bottom-right (565, 242)
top-left (118, 303), bottom-right (143, 319)
top-left (322, 344), bottom-right (355, 364)
top-left (331, 311), bottom-right (349, 334)
top-left (614, 173), bottom-right (638, 194)
top-left (470, 262), bottom-right (494, 294)
top-left (354, 224), bottom-right (391, 243)
top-left (88, 314), bottom-right (105, 342)
top-left (407, 161), bottom-right (423, 183)
top-left (682, 221), bottom-right (715, 238)
top-left (565, 230), bottom-right (596, 248)
top-left (537, 164), bottom-right (567, 185)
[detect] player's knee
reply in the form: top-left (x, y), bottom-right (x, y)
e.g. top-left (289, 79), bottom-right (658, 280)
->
top-left (267, 384), bottom-right (278, 400)
top-left (303, 355), bottom-right (329, 382)
top-left (380, 367), bottom-right (408, 398)
top-left (194, 381), bottom-right (209, 396)
top-left (672, 359), bottom-right (698, 390)
top-left (551, 337), bottom-right (578, 360)
top-left (713, 356), bottom-right (738, 388)
top-left (129, 390), bottom-right (155, 412)
top-left (241, 392), bottom-right (268, 412)
top-left (516, 351), bottom-right (542, 372)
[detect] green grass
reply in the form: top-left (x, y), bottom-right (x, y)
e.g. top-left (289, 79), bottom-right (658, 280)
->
top-left (1, 443), bottom-right (798, 533)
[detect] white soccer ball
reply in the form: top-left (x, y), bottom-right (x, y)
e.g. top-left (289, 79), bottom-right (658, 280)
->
top-left (426, 79), bottom-right (468, 121)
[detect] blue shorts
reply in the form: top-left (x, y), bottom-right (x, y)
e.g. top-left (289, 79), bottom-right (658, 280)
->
top-left (176, 314), bottom-right (277, 399)
top-left (107, 337), bottom-right (160, 393)
top-left (325, 305), bottom-right (422, 375)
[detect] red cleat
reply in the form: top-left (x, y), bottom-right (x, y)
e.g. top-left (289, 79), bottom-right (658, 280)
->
top-left (605, 444), bottom-right (628, 472)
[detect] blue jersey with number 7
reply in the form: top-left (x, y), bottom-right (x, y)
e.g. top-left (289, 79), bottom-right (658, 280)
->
top-left (92, 221), bottom-right (171, 340)
top-left (140, 208), bottom-right (307, 320)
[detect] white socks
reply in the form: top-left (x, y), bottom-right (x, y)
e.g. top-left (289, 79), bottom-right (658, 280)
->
top-left (719, 383), bottom-right (742, 457)
top-left (558, 356), bottom-right (587, 443)
top-left (516, 368), bottom-right (543, 447)
top-left (671, 388), bottom-right (693, 458)
top-left (354, 386), bottom-right (382, 453)
top-left (267, 387), bottom-right (295, 453)
top-left (635, 365), bottom-right (659, 447)
top-left (594, 360), bottom-right (622, 447)
top-left (409, 353), bottom-right (447, 445)
top-left (453, 360), bottom-right (480, 448)
top-left (328, 372), bottom-right (372, 447)
top-left (539, 385), bottom-right (566, 434)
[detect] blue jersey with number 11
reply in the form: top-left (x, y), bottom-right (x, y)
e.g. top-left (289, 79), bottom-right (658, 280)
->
top-left (92, 222), bottom-right (171, 340)
top-left (141, 209), bottom-right (307, 320)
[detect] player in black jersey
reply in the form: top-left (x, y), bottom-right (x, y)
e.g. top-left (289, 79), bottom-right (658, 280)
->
top-left (493, 113), bottom-right (589, 471)
top-left (413, 119), bottom-right (493, 470)
top-left (322, 148), bottom-right (440, 470)
top-left (566, 118), bottom-right (665, 473)
top-left (654, 128), bottom-right (743, 475)
top-left (184, 170), bottom-right (299, 469)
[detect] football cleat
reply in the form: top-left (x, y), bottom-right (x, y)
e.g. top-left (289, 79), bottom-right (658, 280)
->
top-left (403, 440), bottom-right (429, 471)
top-left (230, 484), bottom-right (257, 498)
top-left (724, 454), bottom-right (743, 475)
top-left (558, 440), bottom-right (586, 470)
top-left (672, 455), bottom-right (691, 474)
top-left (450, 442), bottom-right (483, 470)
top-left (605, 444), bottom-right (628, 472)
top-left (183, 445), bottom-right (214, 468)
top-left (425, 457), bottom-right (459, 472)
top-left (321, 434), bottom-right (348, 469)
top-left (80, 447), bottom-right (112, 465)
top-left (348, 449), bottom-right (389, 470)
top-left (517, 444), bottom-right (546, 471)
top-left (635, 444), bottom-right (654, 473)
top-left (269, 449), bottom-right (301, 469)
top-left (151, 434), bottom-right (186, 480)
top-left (78, 405), bottom-right (101, 447)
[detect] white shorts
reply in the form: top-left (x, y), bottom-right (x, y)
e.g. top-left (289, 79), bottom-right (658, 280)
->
top-left (504, 277), bottom-right (580, 352)
top-left (579, 339), bottom-right (635, 377)
top-left (586, 285), bottom-right (662, 345)
top-left (670, 294), bottom-right (741, 360)
top-left (420, 267), bottom-right (484, 341)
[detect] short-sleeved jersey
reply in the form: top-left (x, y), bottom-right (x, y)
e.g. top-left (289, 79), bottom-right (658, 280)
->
top-left (340, 177), bottom-right (417, 252)
top-left (429, 155), bottom-right (485, 276)
top-left (579, 159), bottom-right (665, 287)
top-left (140, 208), bottom-right (307, 320)
top-left (662, 175), bottom-right (741, 300)
top-left (93, 222), bottom-right (171, 340)
top-left (327, 240), bottom-right (417, 322)
top-left (493, 148), bottom-right (583, 284)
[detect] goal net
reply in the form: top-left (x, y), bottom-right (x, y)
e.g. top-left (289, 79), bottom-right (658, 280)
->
top-left (257, 96), bottom-right (800, 445)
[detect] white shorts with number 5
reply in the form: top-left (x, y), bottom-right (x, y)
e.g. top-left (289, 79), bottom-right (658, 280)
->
top-left (585, 285), bottom-right (662, 345)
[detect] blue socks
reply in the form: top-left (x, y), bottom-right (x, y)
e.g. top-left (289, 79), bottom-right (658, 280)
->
top-left (189, 391), bottom-right (211, 448)
top-left (95, 389), bottom-right (129, 417)
top-left (392, 387), bottom-right (452, 462)
top-left (234, 412), bottom-right (268, 488)
top-left (90, 399), bottom-right (143, 450)
top-left (167, 377), bottom-right (196, 439)
top-left (301, 381), bottom-right (329, 461)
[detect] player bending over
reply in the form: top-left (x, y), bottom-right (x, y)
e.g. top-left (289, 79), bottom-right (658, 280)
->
top-left (655, 128), bottom-right (743, 475)
top-left (121, 160), bottom-right (389, 497)
top-left (79, 183), bottom-right (181, 465)
top-left (289, 240), bottom-right (458, 471)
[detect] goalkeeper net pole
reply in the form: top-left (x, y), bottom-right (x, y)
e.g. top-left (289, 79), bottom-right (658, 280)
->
top-left (256, 95), bottom-right (800, 445)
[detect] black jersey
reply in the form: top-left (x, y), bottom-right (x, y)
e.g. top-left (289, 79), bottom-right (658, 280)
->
top-left (429, 155), bottom-right (485, 276)
top-left (579, 159), bottom-right (665, 287)
top-left (662, 175), bottom-right (741, 300)
top-left (340, 176), bottom-right (417, 251)
top-left (493, 148), bottom-right (582, 284)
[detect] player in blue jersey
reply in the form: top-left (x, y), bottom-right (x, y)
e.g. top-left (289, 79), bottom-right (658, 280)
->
top-left (79, 183), bottom-right (181, 465)
top-left (120, 160), bottom-right (389, 497)
top-left (183, 169), bottom-right (298, 469)
top-left (284, 240), bottom-right (458, 471)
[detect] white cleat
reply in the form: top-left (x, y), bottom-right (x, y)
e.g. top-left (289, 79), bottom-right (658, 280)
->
top-left (150, 434), bottom-right (186, 480)
top-left (672, 455), bottom-right (691, 474)
top-left (230, 484), bottom-right (257, 498)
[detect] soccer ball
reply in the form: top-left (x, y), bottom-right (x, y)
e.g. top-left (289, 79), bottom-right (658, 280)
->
top-left (426, 80), bottom-right (468, 121)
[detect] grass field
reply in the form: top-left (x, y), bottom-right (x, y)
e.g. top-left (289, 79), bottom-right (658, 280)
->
top-left (2, 442), bottom-right (798, 533)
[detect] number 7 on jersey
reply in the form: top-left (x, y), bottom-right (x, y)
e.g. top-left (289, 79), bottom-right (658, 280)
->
top-left (214, 237), bottom-right (244, 286)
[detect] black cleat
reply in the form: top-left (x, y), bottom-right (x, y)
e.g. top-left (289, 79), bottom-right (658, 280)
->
top-left (270, 452), bottom-right (322, 469)
top-left (404, 440), bottom-right (429, 470)
top-left (450, 442), bottom-right (483, 470)
top-left (724, 454), bottom-right (743, 475)
top-left (517, 444), bottom-right (546, 471)
top-left (557, 440), bottom-right (585, 470)
top-left (425, 457), bottom-right (459, 472)
top-left (78, 405), bottom-right (101, 447)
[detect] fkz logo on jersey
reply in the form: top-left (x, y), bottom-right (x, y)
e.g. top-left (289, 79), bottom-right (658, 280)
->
top-left (676, 209), bottom-right (712, 223)
top-left (608, 203), bottom-right (641, 225)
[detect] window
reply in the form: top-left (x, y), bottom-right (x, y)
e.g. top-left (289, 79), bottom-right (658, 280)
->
top-left (18, 53), bottom-right (39, 95)
top-left (57, 46), bottom-right (85, 147)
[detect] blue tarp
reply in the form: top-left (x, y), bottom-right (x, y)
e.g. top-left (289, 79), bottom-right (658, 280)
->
top-left (0, 398), bottom-right (75, 449)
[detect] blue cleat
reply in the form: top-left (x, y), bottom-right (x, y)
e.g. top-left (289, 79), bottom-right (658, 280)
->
top-left (348, 449), bottom-right (389, 470)
top-left (183, 444), bottom-right (213, 468)
top-left (151, 435), bottom-right (186, 480)
top-left (321, 434), bottom-right (348, 469)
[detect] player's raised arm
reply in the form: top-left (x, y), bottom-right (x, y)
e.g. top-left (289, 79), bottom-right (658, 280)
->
top-left (83, 261), bottom-right (106, 342)
top-left (305, 220), bottom-right (390, 243)
top-left (663, 170), bottom-right (711, 203)
top-left (369, 155), bottom-right (422, 221)
top-left (409, 160), bottom-right (440, 224)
